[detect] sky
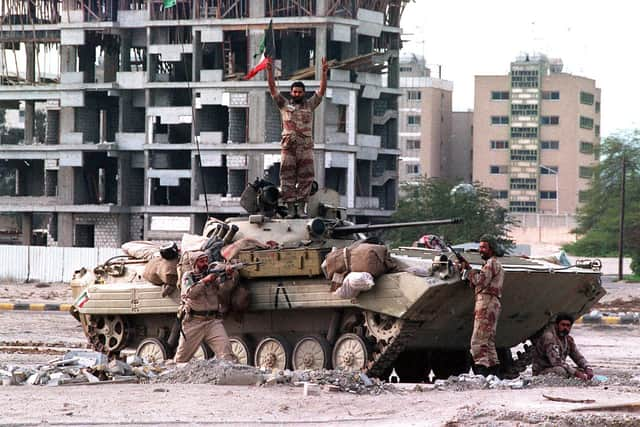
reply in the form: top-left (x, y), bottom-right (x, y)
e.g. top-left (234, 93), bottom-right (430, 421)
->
top-left (400, 0), bottom-right (640, 136)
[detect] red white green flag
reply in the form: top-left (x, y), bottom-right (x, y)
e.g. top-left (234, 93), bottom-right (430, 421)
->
top-left (245, 20), bottom-right (275, 80)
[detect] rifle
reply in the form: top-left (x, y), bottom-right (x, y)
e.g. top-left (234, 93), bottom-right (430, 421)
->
top-left (206, 261), bottom-right (262, 283)
top-left (447, 244), bottom-right (470, 280)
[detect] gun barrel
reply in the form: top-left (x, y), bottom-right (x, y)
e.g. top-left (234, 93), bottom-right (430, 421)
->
top-left (331, 218), bottom-right (462, 235)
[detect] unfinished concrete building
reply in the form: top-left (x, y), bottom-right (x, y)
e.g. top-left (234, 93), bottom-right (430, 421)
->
top-left (0, 0), bottom-right (407, 247)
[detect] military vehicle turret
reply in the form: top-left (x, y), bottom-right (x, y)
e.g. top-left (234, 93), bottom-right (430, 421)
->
top-left (70, 185), bottom-right (604, 381)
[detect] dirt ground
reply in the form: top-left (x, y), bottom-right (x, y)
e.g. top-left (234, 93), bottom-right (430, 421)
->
top-left (2, 279), bottom-right (640, 426)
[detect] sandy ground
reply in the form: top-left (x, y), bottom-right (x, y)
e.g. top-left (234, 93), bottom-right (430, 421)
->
top-left (2, 280), bottom-right (640, 425)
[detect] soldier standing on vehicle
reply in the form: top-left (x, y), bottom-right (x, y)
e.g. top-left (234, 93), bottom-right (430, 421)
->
top-left (174, 251), bottom-right (235, 363)
top-left (459, 235), bottom-right (504, 376)
top-left (266, 57), bottom-right (329, 219)
top-left (532, 313), bottom-right (594, 380)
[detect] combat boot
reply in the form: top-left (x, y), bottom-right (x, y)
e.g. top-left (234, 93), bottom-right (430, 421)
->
top-left (285, 202), bottom-right (297, 219)
top-left (472, 364), bottom-right (490, 377)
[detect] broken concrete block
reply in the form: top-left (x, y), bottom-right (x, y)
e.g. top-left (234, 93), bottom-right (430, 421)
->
top-left (127, 355), bottom-right (144, 367)
top-left (303, 382), bottom-right (320, 396)
top-left (108, 360), bottom-right (133, 376)
top-left (83, 371), bottom-right (100, 383)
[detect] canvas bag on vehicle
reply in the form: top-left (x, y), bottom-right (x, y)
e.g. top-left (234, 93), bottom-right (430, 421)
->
top-left (324, 241), bottom-right (395, 290)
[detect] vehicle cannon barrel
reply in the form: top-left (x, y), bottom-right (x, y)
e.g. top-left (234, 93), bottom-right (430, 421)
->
top-left (329, 217), bottom-right (463, 236)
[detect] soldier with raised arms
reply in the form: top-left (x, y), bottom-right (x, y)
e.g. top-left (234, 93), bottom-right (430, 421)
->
top-left (266, 57), bottom-right (329, 218)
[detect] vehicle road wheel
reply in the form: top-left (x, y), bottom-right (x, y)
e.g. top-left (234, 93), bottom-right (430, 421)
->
top-left (254, 336), bottom-right (291, 370)
top-left (331, 333), bottom-right (369, 371)
top-left (292, 335), bottom-right (331, 370)
top-left (90, 314), bottom-right (129, 353)
top-left (136, 338), bottom-right (168, 363)
top-left (193, 343), bottom-right (213, 360)
top-left (229, 336), bottom-right (253, 365)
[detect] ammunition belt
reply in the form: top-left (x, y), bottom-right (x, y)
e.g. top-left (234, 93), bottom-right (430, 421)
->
top-left (191, 309), bottom-right (221, 319)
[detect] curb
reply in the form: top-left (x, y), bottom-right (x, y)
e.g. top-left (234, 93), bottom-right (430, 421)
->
top-left (576, 313), bottom-right (639, 325)
top-left (0, 302), bottom-right (72, 312)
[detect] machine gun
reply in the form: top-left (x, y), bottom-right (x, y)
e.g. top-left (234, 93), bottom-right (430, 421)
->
top-left (206, 261), bottom-right (262, 283)
top-left (328, 218), bottom-right (463, 237)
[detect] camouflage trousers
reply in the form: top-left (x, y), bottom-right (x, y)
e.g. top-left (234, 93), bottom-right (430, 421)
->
top-left (174, 317), bottom-right (234, 363)
top-left (280, 134), bottom-right (314, 203)
top-left (470, 293), bottom-right (502, 367)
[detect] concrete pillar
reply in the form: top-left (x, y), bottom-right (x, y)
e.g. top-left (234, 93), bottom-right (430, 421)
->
top-left (120, 32), bottom-right (131, 72)
top-left (249, 1), bottom-right (265, 17)
top-left (21, 213), bottom-right (32, 245)
top-left (192, 30), bottom-right (201, 82)
top-left (103, 44), bottom-right (118, 82)
top-left (57, 167), bottom-right (75, 204)
top-left (57, 213), bottom-right (74, 247)
top-left (313, 26), bottom-right (327, 145)
top-left (78, 44), bottom-right (96, 83)
top-left (60, 46), bottom-right (77, 72)
top-left (99, 110), bottom-right (108, 143)
top-left (117, 152), bottom-right (131, 206)
top-left (316, 0), bottom-right (327, 15)
top-left (24, 101), bottom-right (35, 144)
top-left (24, 43), bottom-right (36, 145)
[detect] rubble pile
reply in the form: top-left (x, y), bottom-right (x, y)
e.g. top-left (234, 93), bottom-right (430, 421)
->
top-left (0, 351), bottom-right (161, 386)
top-left (433, 373), bottom-right (530, 391)
top-left (155, 359), bottom-right (395, 394)
top-left (156, 359), bottom-right (264, 386)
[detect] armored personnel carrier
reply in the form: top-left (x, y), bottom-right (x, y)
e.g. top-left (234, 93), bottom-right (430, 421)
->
top-left (70, 186), bottom-right (604, 381)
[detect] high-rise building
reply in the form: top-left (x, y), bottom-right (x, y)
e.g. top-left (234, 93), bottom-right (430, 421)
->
top-left (398, 53), bottom-right (458, 182)
top-left (473, 54), bottom-right (601, 214)
top-left (0, 0), bottom-right (408, 247)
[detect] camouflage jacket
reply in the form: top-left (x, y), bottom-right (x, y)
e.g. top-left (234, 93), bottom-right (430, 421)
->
top-left (468, 256), bottom-right (504, 299)
top-left (180, 268), bottom-right (218, 313)
top-left (532, 323), bottom-right (589, 375)
top-left (273, 93), bottom-right (322, 138)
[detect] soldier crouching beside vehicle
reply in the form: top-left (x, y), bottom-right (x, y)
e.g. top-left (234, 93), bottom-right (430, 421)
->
top-left (532, 312), bottom-right (594, 380)
top-left (174, 251), bottom-right (235, 364)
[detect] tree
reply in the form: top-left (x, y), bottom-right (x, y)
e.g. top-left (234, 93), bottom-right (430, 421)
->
top-left (564, 130), bottom-right (640, 273)
top-left (384, 177), bottom-right (517, 250)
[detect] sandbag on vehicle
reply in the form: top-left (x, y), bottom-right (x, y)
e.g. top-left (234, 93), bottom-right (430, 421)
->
top-left (333, 272), bottom-right (375, 299)
top-left (142, 256), bottom-right (179, 287)
top-left (121, 241), bottom-right (161, 260)
top-left (324, 241), bottom-right (395, 289)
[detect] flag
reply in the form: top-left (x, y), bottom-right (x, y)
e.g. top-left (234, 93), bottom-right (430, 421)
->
top-left (163, 0), bottom-right (176, 9)
top-left (74, 289), bottom-right (90, 308)
top-left (245, 20), bottom-right (275, 80)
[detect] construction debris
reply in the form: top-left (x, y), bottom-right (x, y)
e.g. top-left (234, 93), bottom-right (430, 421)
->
top-left (543, 394), bottom-right (596, 404)
top-left (0, 350), bottom-right (162, 386)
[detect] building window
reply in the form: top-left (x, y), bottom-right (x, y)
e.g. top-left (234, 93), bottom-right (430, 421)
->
top-left (511, 103), bottom-right (538, 116)
top-left (337, 105), bottom-right (346, 132)
top-left (541, 116), bottom-right (560, 125)
top-left (540, 140), bottom-right (559, 150)
top-left (579, 166), bottom-right (593, 179)
top-left (541, 91), bottom-right (560, 100)
top-left (406, 139), bottom-right (421, 150)
top-left (490, 165), bottom-right (508, 174)
top-left (509, 201), bottom-right (537, 212)
top-left (580, 91), bottom-right (595, 105)
top-left (510, 178), bottom-right (537, 190)
top-left (511, 149), bottom-right (538, 161)
top-left (407, 115), bottom-right (421, 126)
top-left (580, 116), bottom-right (594, 129)
top-left (595, 125), bottom-right (600, 137)
top-left (511, 70), bottom-right (539, 88)
top-left (580, 141), bottom-right (594, 154)
top-left (511, 127), bottom-right (538, 138)
top-left (490, 140), bottom-right (509, 149)
top-left (579, 190), bottom-right (589, 203)
top-left (400, 66), bottom-right (412, 72)
top-left (595, 101), bottom-right (601, 113)
top-left (493, 190), bottom-right (509, 199)
top-left (407, 90), bottom-right (421, 100)
top-left (540, 166), bottom-right (558, 174)
top-left (540, 191), bottom-right (557, 199)
top-left (491, 91), bottom-right (509, 100)
top-left (491, 116), bottom-right (509, 125)
top-left (406, 164), bottom-right (420, 174)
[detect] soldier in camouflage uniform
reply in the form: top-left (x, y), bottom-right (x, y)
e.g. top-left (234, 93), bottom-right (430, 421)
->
top-left (174, 251), bottom-right (235, 364)
top-left (532, 313), bottom-right (594, 380)
top-left (267, 57), bottom-right (328, 218)
top-left (460, 235), bottom-right (504, 376)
